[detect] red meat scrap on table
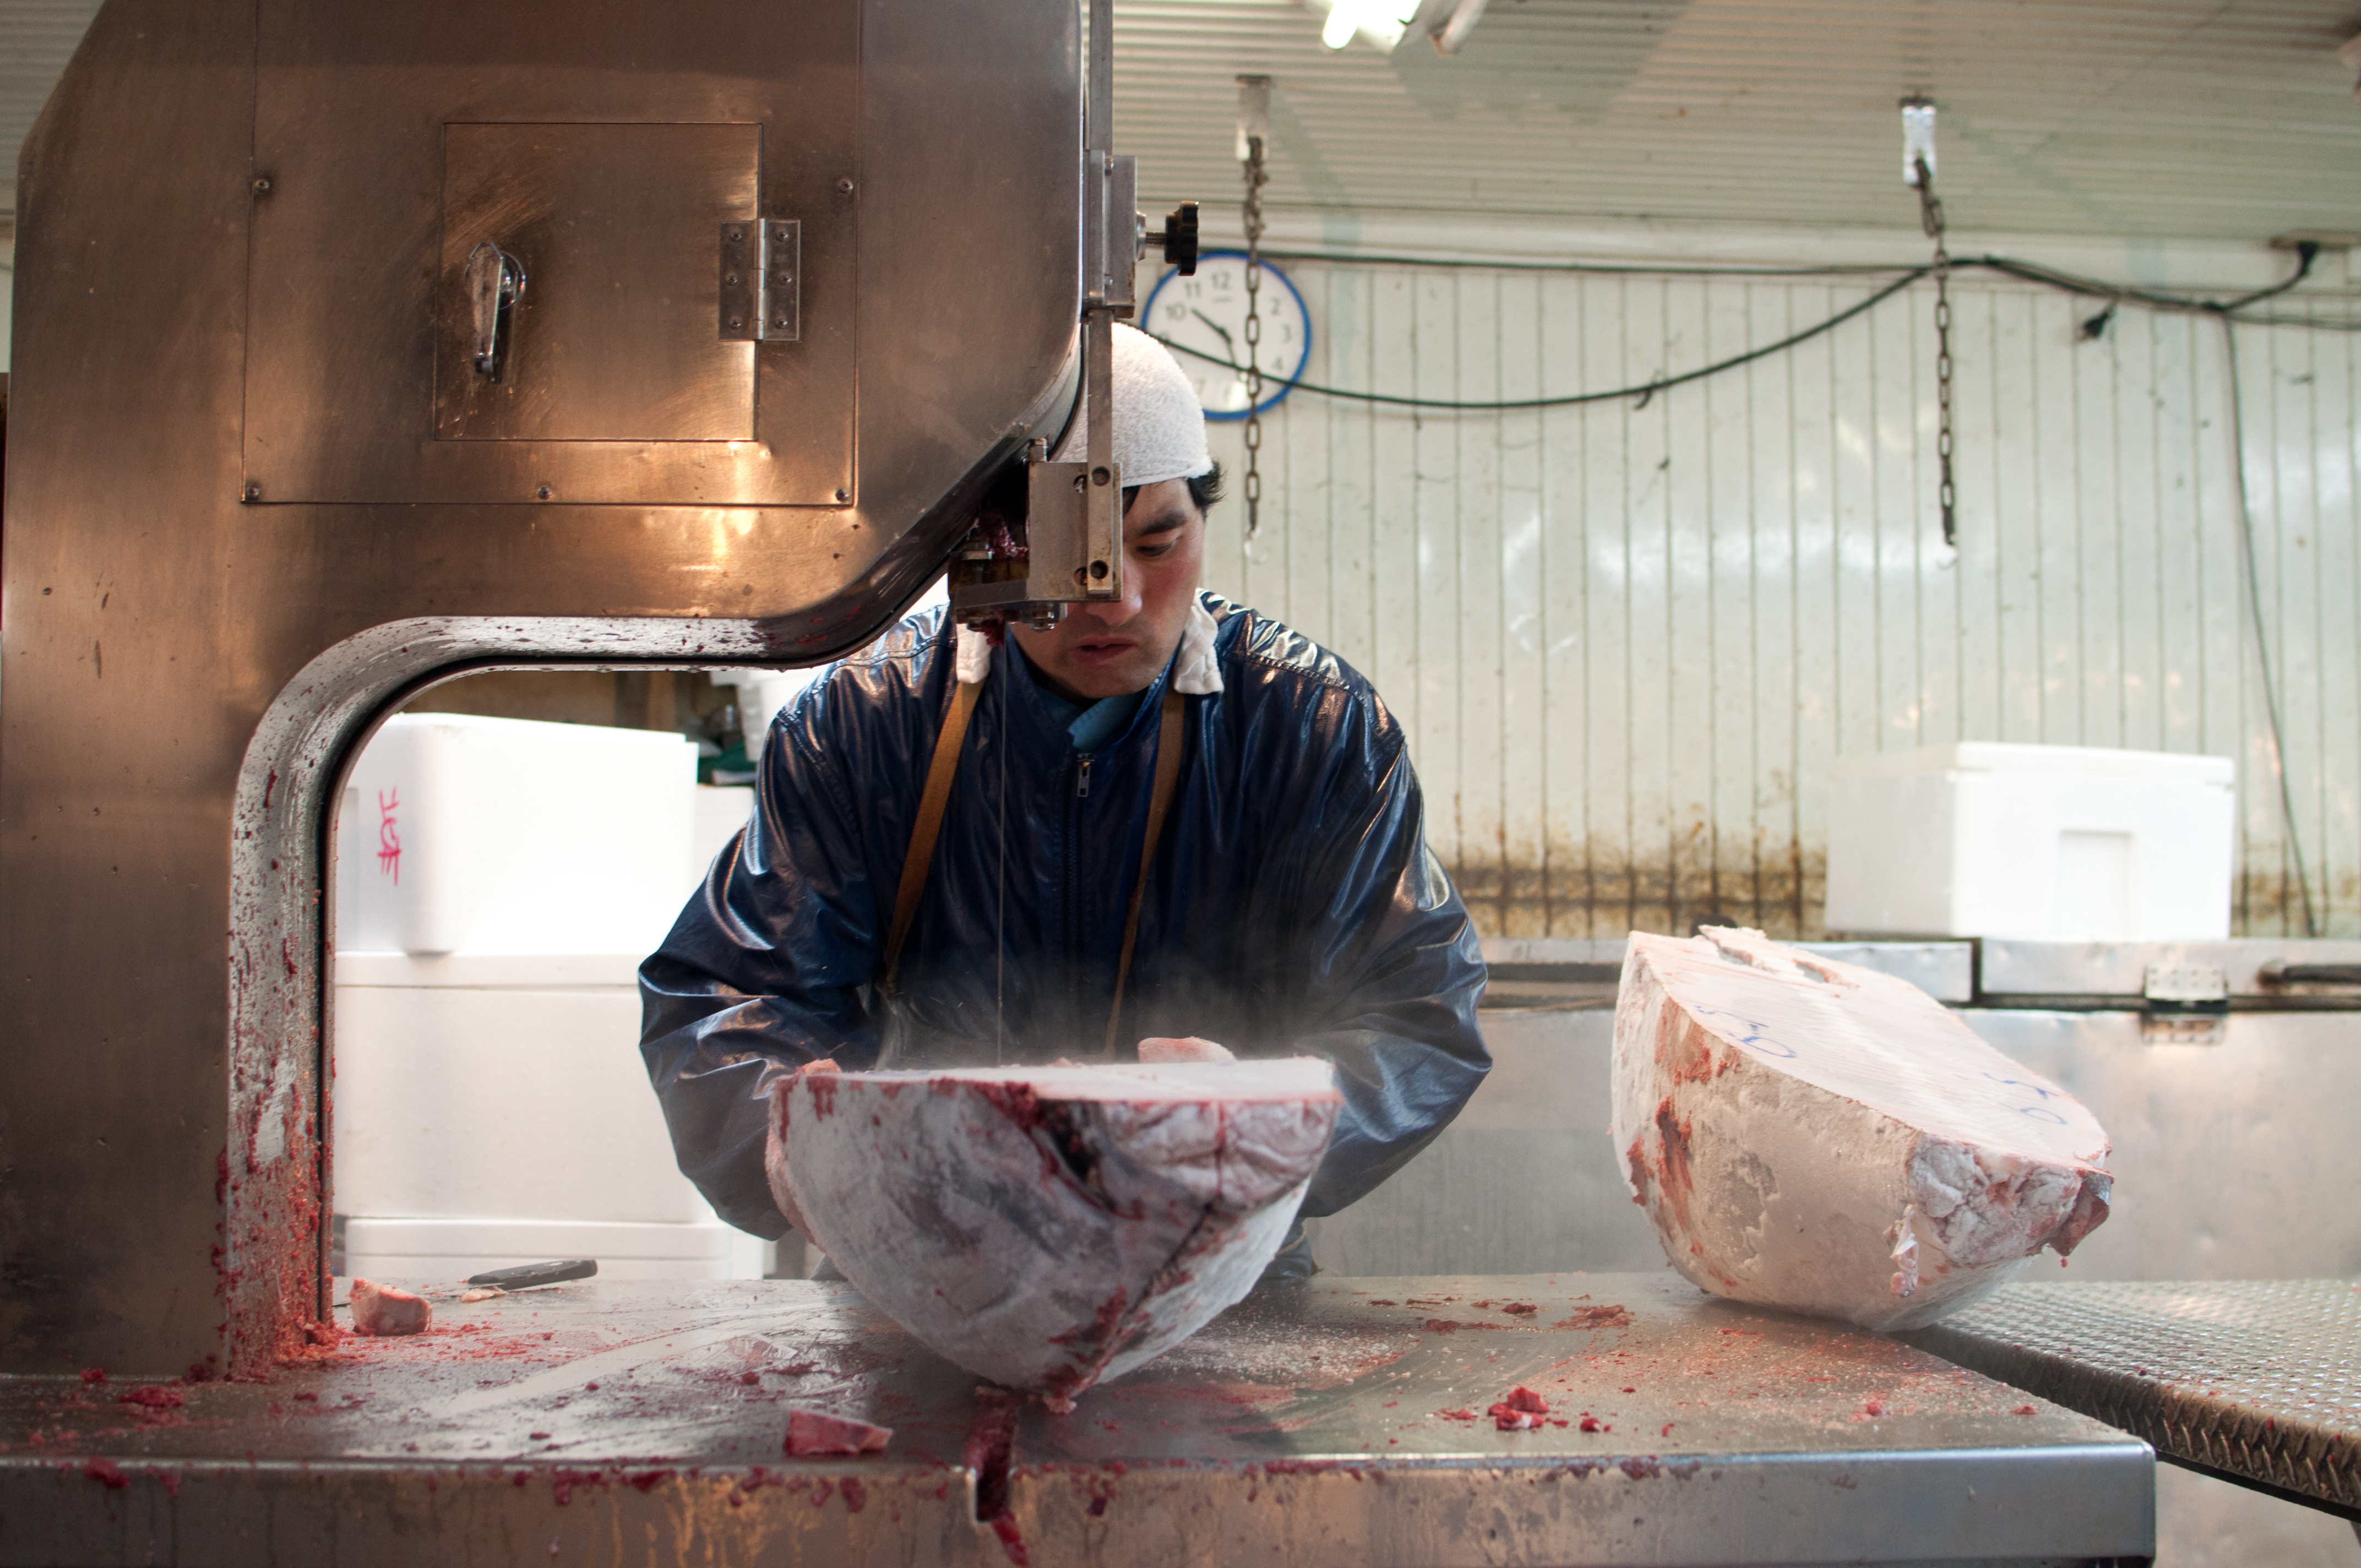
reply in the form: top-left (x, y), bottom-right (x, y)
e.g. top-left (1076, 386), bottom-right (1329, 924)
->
top-left (1553, 1304), bottom-right (1634, 1331)
top-left (1489, 1387), bottom-right (1549, 1431)
top-left (117, 1387), bottom-right (184, 1410)
top-left (348, 1279), bottom-right (432, 1337)
top-left (784, 1407), bottom-right (893, 1456)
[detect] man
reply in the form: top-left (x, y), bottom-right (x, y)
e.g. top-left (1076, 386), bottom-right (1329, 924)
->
top-left (639, 326), bottom-right (1488, 1274)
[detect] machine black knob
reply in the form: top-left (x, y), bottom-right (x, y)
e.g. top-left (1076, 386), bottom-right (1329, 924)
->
top-left (1162, 202), bottom-right (1199, 275)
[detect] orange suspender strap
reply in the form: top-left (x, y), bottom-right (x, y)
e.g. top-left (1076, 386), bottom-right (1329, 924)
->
top-left (879, 674), bottom-right (984, 994)
top-left (1101, 687), bottom-right (1188, 1058)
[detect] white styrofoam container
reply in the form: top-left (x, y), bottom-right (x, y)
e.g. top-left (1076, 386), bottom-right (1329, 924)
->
top-left (337, 712), bottom-right (697, 956)
top-left (331, 980), bottom-right (701, 1224)
top-left (1823, 742), bottom-right (2235, 940)
top-left (329, 716), bottom-right (747, 1282)
top-left (341, 1217), bottom-right (746, 1284)
top-left (330, 956), bottom-right (758, 1281)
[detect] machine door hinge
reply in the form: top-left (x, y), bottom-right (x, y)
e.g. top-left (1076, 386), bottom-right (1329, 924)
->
top-left (719, 219), bottom-right (800, 342)
top-left (2144, 963), bottom-right (2229, 1008)
top-left (2141, 962), bottom-right (2229, 1044)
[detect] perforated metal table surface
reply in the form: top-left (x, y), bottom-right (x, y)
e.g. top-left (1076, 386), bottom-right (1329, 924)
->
top-left (0, 1273), bottom-right (2153, 1566)
top-left (1907, 1278), bottom-right (2360, 1522)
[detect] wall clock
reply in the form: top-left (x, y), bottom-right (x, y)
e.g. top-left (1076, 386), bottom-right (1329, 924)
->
top-left (1141, 251), bottom-right (1312, 421)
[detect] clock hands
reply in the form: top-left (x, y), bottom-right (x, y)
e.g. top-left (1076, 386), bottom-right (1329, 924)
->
top-left (1190, 308), bottom-right (1245, 371)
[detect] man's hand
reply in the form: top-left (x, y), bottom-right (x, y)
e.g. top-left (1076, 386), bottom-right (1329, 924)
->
top-left (1136, 1036), bottom-right (1236, 1064)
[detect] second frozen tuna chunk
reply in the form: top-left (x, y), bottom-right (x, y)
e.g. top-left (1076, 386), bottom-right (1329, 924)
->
top-left (1612, 928), bottom-right (2112, 1331)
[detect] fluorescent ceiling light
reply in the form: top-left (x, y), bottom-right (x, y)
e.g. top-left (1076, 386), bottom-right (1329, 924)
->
top-left (1308, 0), bottom-right (1420, 52)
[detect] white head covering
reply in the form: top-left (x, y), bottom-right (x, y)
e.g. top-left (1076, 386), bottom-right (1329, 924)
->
top-left (1049, 323), bottom-right (1214, 487)
top-left (957, 325), bottom-right (1223, 693)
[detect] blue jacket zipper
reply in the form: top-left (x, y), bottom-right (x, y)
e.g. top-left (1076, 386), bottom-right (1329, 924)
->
top-left (1065, 752), bottom-right (1092, 1026)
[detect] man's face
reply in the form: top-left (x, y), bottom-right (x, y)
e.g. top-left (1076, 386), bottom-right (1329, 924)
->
top-left (1014, 478), bottom-right (1205, 703)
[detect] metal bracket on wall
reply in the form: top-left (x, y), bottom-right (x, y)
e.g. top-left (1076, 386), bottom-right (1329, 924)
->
top-left (719, 219), bottom-right (799, 341)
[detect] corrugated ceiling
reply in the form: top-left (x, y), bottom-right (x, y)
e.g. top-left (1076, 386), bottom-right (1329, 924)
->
top-left (1118, 0), bottom-right (2361, 241)
top-left (1, 1), bottom-right (2355, 241)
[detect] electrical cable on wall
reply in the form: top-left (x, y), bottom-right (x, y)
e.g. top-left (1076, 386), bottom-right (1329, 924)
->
top-left (1151, 244), bottom-right (2347, 420)
top-left (1155, 265), bottom-right (1932, 413)
top-left (1242, 242), bottom-right (2351, 314)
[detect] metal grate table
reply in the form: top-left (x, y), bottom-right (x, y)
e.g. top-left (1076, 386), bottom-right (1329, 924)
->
top-left (1908, 1278), bottom-right (2360, 1523)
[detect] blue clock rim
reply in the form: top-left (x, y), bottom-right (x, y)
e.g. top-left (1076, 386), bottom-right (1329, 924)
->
top-left (1143, 249), bottom-right (1312, 423)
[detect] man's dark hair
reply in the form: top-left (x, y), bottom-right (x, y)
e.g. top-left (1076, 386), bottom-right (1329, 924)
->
top-left (1187, 462), bottom-right (1226, 515)
top-left (1123, 461), bottom-right (1226, 518)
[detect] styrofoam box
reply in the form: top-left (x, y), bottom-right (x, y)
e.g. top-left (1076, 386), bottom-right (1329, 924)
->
top-left (1824, 742), bottom-right (2235, 940)
top-left (338, 712), bottom-right (697, 957)
top-left (329, 716), bottom-right (758, 1281)
top-left (330, 956), bottom-right (761, 1280)
top-left (342, 1218), bottom-right (745, 1284)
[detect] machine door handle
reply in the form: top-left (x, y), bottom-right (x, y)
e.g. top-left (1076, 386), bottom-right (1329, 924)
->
top-left (2259, 960), bottom-right (2361, 987)
top-left (465, 241), bottom-right (527, 379)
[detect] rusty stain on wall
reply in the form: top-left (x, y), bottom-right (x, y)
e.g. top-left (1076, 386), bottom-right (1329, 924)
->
top-left (1446, 846), bottom-right (1831, 941)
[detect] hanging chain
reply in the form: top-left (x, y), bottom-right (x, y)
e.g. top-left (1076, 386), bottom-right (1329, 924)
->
top-left (1913, 155), bottom-right (1956, 549)
top-left (1241, 131), bottom-right (1269, 539)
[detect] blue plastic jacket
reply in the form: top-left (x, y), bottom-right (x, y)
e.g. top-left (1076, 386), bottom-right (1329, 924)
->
top-left (638, 592), bottom-right (1491, 1239)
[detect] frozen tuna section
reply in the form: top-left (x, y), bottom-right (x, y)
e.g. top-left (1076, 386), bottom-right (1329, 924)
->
top-left (769, 1058), bottom-right (1342, 1404)
top-left (1612, 928), bottom-right (2113, 1331)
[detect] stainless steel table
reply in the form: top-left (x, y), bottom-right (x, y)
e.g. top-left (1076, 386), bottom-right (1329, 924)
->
top-left (0, 1275), bottom-right (2153, 1566)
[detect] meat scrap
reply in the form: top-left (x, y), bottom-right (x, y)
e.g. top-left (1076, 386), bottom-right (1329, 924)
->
top-left (1489, 1387), bottom-right (1549, 1430)
top-left (770, 1059), bottom-right (1341, 1403)
top-left (1613, 928), bottom-right (2113, 1331)
top-left (784, 1407), bottom-right (892, 1456)
top-left (348, 1278), bottom-right (432, 1337)
top-left (1553, 1305), bottom-right (1634, 1331)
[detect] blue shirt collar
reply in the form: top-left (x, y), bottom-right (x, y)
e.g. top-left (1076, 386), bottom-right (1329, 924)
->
top-left (1004, 638), bottom-right (1173, 754)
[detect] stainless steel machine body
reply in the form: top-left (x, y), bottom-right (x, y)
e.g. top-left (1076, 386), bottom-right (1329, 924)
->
top-left (0, 0), bottom-right (1087, 1378)
top-left (0, 1273), bottom-right (2156, 1566)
